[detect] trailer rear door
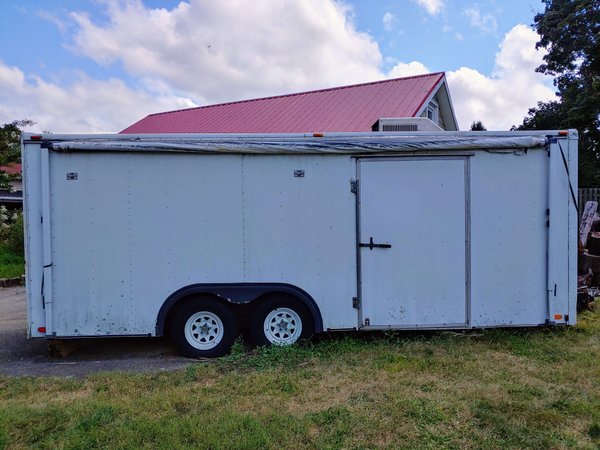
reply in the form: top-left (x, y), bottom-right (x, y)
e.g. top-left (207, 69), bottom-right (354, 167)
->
top-left (358, 157), bottom-right (469, 328)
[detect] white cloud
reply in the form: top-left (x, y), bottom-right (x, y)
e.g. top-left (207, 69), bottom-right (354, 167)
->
top-left (1, 1), bottom-right (553, 134)
top-left (0, 61), bottom-right (190, 133)
top-left (464, 6), bottom-right (498, 33)
top-left (37, 10), bottom-right (68, 35)
top-left (411, 0), bottom-right (444, 15)
top-left (447, 24), bottom-right (555, 130)
top-left (388, 61), bottom-right (430, 78)
top-left (382, 12), bottom-right (395, 31)
top-left (69, 0), bottom-right (383, 104)
top-left (454, 32), bottom-right (465, 41)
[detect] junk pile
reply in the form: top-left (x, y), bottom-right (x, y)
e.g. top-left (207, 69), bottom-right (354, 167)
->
top-left (578, 200), bottom-right (600, 311)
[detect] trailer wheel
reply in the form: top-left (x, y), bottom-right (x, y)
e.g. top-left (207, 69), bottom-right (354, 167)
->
top-left (250, 296), bottom-right (313, 346)
top-left (171, 299), bottom-right (238, 358)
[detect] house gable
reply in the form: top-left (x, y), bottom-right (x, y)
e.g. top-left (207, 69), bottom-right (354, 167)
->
top-left (416, 79), bottom-right (458, 131)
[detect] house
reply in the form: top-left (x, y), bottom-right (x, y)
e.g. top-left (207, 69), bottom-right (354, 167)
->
top-left (121, 72), bottom-right (458, 134)
top-left (0, 163), bottom-right (22, 209)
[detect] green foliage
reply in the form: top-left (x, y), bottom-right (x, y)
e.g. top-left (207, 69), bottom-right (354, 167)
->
top-left (515, 0), bottom-right (600, 186)
top-left (590, 422), bottom-right (600, 440)
top-left (0, 241), bottom-right (24, 278)
top-left (0, 120), bottom-right (33, 191)
top-left (470, 120), bottom-right (487, 131)
top-left (0, 207), bottom-right (24, 278)
top-left (0, 207), bottom-right (24, 255)
top-left (5, 210), bottom-right (23, 255)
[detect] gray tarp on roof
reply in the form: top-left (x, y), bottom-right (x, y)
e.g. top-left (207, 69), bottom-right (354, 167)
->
top-left (49, 135), bottom-right (547, 154)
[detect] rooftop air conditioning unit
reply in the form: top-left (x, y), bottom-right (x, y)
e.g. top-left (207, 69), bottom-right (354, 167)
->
top-left (374, 117), bottom-right (443, 132)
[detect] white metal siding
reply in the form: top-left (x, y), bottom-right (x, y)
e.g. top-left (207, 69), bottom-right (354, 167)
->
top-left (242, 155), bottom-right (357, 329)
top-left (48, 152), bottom-right (357, 335)
top-left (470, 149), bottom-right (548, 326)
top-left (49, 153), bottom-right (244, 336)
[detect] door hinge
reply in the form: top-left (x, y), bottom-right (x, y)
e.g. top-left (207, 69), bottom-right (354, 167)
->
top-left (546, 208), bottom-right (550, 228)
top-left (350, 179), bottom-right (358, 194)
top-left (352, 296), bottom-right (360, 309)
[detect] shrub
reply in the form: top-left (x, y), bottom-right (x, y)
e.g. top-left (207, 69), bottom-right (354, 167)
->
top-left (0, 206), bottom-right (24, 255)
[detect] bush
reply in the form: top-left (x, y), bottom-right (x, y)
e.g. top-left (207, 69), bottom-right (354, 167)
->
top-left (0, 206), bottom-right (24, 255)
top-left (6, 211), bottom-right (24, 254)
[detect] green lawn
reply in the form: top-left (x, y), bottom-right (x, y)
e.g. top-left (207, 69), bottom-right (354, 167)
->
top-left (0, 242), bottom-right (24, 279)
top-left (1, 309), bottom-right (599, 449)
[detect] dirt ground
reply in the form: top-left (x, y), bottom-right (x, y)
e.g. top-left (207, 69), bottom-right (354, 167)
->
top-left (0, 286), bottom-right (193, 377)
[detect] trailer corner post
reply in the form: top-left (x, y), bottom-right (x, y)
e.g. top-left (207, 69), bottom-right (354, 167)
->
top-left (567, 130), bottom-right (579, 325)
top-left (40, 147), bottom-right (55, 335)
top-left (546, 133), bottom-right (577, 325)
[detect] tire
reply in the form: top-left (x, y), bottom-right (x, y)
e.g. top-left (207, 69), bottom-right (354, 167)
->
top-left (250, 295), bottom-right (314, 346)
top-left (171, 298), bottom-right (238, 358)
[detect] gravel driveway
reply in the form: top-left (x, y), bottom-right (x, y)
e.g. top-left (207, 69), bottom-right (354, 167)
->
top-left (0, 286), bottom-right (193, 377)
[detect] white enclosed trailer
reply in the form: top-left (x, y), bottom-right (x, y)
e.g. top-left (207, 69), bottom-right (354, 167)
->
top-left (22, 131), bottom-right (578, 357)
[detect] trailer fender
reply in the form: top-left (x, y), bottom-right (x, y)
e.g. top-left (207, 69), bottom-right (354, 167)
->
top-left (156, 283), bottom-right (323, 336)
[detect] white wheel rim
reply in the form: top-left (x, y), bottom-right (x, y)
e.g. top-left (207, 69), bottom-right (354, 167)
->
top-left (263, 307), bottom-right (302, 345)
top-left (184, 311), bottom-right (224, 350)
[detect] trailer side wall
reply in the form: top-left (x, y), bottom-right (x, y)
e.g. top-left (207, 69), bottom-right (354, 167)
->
top-left (47, 152), bottom-right (356, 336)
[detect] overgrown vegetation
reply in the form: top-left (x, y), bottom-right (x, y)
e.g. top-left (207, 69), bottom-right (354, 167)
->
top-left (1, 309), bottom-right (599, 449)
top-left (0, 120), bottom-right (27, 278)
top-left (0, 207), bottom-right (24, 278)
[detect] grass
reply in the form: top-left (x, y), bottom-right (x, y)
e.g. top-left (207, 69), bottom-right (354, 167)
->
top-left (0, 242), bottom-right (24, 278)
top-left (1, 309), bottom-right (599, 449)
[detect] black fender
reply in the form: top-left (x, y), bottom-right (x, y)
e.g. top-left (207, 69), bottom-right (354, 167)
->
top-left (156, 283), bottom-right (323, 335)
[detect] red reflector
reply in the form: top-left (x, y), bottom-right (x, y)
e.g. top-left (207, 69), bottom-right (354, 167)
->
top-left (30, 135), bottom-right (43, 140)
top-left (558, 131), bottom-right (568, 136)
top-left (313, 133), bottom-right (324, 137)
top-left (554, 314), bottom-right (563, 320)
top-left (37, 327), bottom-right (46, 333)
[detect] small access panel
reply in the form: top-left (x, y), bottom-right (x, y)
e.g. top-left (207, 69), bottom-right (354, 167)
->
top-left (358, 157), bottom-right (469, 328)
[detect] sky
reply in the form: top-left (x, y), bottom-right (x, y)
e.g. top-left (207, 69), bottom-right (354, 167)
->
top-left (0, 0), bottom-right (557, 133)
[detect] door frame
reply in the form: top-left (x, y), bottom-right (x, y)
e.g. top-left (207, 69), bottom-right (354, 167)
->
top-left (355, 155), bottom-right (472, 330)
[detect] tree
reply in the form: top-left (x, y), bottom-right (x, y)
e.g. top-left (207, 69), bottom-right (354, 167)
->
top-left (0, 120), bottom-right (34, 191)
top-left (515, 0), bottom-right (600, 186)
top-left (470, 120), bottom-right (487, 131)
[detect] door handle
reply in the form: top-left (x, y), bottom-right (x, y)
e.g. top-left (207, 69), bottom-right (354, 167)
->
top-left (359, 237), bottom-right (392, 250)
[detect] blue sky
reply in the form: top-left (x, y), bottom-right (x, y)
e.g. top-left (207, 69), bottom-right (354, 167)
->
top-left (0, 0), bottom-right (555, 132)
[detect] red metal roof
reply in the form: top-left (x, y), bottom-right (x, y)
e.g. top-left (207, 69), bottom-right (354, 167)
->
top-left (0, 164), bottom-right (21, 175)
top-left (121, 73), bottom-right (445, 134)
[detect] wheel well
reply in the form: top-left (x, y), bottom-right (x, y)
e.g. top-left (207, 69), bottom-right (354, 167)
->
top-left (156, 283), bottom-right (323, 336)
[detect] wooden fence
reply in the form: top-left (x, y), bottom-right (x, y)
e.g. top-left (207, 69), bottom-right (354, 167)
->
top-left (579, 188), bottom-right (600, 221)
